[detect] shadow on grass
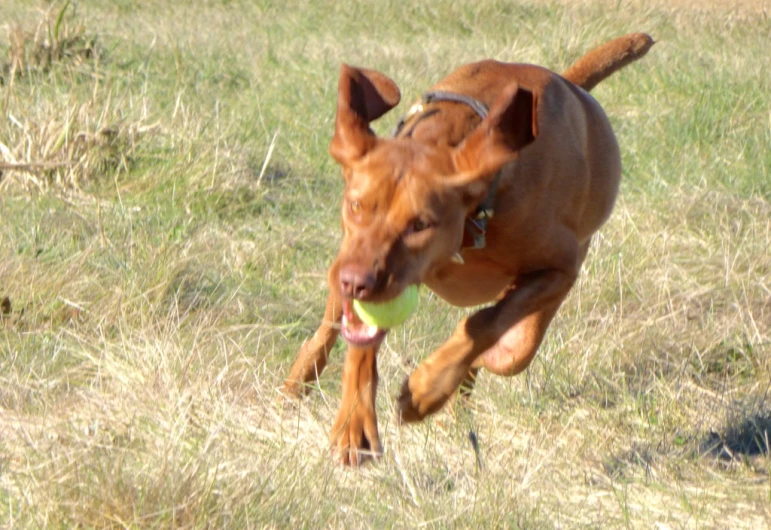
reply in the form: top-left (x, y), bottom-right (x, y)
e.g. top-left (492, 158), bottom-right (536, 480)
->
top-left (602, 408), bottom-right (771, 481)
top-left (700, 411), bottom-right (771, 460)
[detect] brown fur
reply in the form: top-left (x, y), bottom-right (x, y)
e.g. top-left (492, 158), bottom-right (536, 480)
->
top-left (282, 33), bottom-right (654, 465)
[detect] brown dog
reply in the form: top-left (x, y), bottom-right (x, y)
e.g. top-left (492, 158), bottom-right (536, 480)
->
top-left (283, 33), bottom-right (654, 465)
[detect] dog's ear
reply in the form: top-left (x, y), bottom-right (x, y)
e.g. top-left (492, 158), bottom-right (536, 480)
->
top-left (329, 64), bottom-right (401, 166)
top-left (450, 83), bottom-right (537, 205)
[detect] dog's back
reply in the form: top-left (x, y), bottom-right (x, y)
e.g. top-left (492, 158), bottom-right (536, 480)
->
top-left (406, 60), bottom-right (619, 248)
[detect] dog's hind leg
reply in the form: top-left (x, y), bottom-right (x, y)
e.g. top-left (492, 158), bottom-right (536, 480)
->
top-left (477, 240), bottom-right (591, 378)
top-left (475, 291), bottom-right (566, 377)
top-left (478, 240), bottom-right (591, 377)
top-left (450, 240), bottom-right (590, 407)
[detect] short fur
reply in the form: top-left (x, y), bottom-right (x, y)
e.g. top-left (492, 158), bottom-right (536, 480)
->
top-left (282, 33), bottom-right (654, 465)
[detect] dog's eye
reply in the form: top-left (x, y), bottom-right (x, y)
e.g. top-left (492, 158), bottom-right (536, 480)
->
top-left (408, 217), bottom-right (433, 234)
top-left (412, 219), bottom-right (428, 232)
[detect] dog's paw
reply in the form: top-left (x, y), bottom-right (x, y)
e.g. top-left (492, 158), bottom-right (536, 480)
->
top-left (330, 403), bottom-right (382, 466)
top-left (396, 377), bottom-right (426, 423)
top-left (396, 362), bottom-right (464, 423)
top-left (275, 386), bottom-right (300, 413)
top-left (279, 379), bottom-right (308, 399)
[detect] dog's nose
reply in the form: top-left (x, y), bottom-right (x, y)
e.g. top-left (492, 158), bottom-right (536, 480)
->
top-left (339, 264), bottom-right (376, 300)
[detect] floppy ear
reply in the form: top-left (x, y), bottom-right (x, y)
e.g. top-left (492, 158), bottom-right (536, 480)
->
top-left (450, 82), bottom-right (538, 205)
top-left (328, 64), bottom-right (401, 166)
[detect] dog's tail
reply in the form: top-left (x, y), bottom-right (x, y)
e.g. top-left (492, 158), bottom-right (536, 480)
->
top-left (562, 32), bottom-right (654, 92)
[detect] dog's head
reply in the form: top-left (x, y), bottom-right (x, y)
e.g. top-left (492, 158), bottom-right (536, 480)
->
top-left (329, 64), bottom-right (537, 345)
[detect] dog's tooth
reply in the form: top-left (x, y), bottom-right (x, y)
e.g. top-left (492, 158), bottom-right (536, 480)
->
top-left (451, 252), bottom-right (465, 265)
top-left (367, 325), bottom-right (379, 338)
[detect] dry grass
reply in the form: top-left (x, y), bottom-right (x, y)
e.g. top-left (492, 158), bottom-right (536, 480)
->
top-left (0, 2), bottom-right (161, 192)
top-left (2, 1), bottom-right (98, 80)
top-left (0, 101), bottom-right (159, 191)
top-left (0, 0), bottom-right (769, 528)
top-left (551, 0), bottom-right (771, 14)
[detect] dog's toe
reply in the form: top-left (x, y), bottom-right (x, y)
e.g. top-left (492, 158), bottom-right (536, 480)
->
top-left (330, 406), bottom-right (382, 466)
top-left (396, 378), bottom-right (425, 424)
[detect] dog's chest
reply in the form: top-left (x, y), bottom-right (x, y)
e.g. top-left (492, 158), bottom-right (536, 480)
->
top-left (423, 255), bottom-right (514, 307)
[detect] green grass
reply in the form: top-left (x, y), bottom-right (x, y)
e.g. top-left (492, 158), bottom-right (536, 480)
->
top-left (1, 0), bottom-right (769, 527)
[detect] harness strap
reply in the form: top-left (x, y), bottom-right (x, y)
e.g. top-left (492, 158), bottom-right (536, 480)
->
top-left (423, 90), bottom-right (489, 119)
top-left (392, 90), bottom-right (501, 252)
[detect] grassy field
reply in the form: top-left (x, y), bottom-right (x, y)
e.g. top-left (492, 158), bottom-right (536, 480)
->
top-left (1, 0), bottom-right (769, 527)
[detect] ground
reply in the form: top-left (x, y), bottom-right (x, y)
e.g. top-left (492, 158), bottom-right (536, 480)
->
top-left (0, 0), bottom-right (769, 527)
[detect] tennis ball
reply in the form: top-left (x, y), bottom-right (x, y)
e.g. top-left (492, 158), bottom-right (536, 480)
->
top-left (353, 285), bottom-right (419, 329)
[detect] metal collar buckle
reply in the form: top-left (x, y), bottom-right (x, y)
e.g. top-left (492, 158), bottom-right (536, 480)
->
top-left (466, 207), bottom-right (494, 249)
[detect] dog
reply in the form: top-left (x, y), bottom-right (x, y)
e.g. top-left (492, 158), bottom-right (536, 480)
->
top-left (282, 33), bottom-right (654, 465)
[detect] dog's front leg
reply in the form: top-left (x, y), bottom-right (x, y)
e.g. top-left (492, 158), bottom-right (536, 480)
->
top-left (398, 266), bottom-right (579, 423)
top-left (282, 264), bottom-right (343, 397)
top-left (331, 343), bottom-right (382, 465)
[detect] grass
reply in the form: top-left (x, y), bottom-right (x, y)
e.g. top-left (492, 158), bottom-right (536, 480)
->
top-left (0, 0), bottom-right (769, 527)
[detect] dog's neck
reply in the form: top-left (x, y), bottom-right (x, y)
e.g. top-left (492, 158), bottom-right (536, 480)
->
top-left (393, 91), bottom-right (499, 251)
top-left (392, 91), bottom-right (489, 137)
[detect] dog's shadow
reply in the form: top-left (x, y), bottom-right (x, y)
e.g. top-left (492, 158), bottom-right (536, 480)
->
top-left (603, 407), bottom-right (770, 481)
top-left (700, 411), bottom-right (771, 460)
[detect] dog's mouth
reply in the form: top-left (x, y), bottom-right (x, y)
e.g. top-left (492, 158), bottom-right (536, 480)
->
top-left (341, 299), bottom-right (388, 347)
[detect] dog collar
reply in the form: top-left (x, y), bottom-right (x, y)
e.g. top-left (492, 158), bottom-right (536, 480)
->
top-left (392, 91), bottom-right (499, 254)
top-left (392, 90), bottom-right (489, 137)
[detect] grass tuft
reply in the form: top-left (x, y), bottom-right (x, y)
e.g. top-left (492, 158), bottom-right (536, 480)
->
top-left (0, 2), bottom-right (160, 192)
top-left (0, 101), bottom-right (160, 191)
top-left (2, 1), bottom-right (99, 81)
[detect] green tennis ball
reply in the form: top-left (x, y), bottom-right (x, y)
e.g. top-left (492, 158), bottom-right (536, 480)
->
top-left (353, 285), bottom-right (419, 329)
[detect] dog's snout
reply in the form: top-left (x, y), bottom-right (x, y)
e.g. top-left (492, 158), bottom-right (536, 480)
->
top-left (339, 264), bottom-right (377, 300)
